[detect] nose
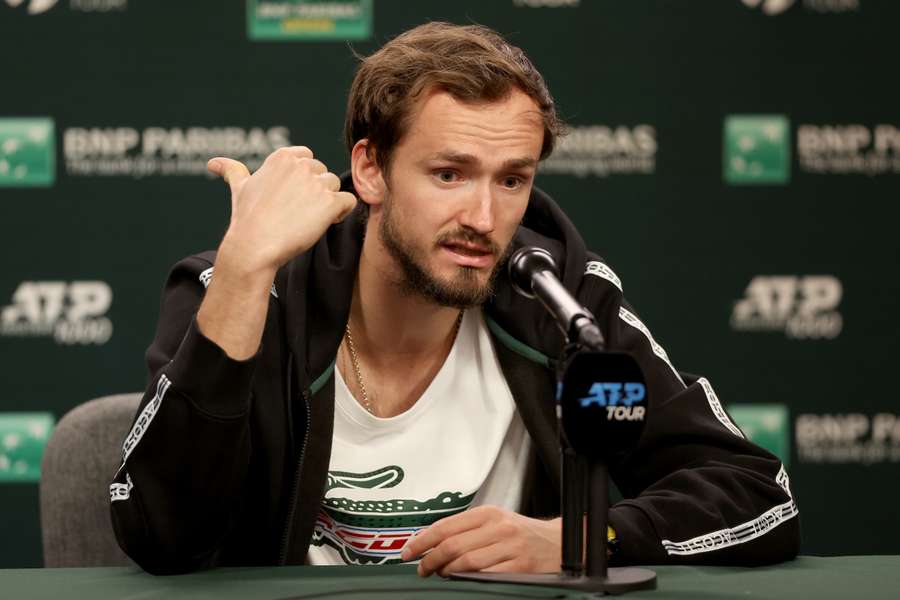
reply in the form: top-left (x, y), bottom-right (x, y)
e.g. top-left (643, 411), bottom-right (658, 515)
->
top-left (457, 180), bottom-right (495, 235)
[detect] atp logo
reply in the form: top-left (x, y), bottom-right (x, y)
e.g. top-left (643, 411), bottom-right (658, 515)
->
top-left (731, 276), bottom-right (842, 339)
top-left (0, 281), bottom-right (113, 344)
top-left (741, 0), bottom-right (795, 15)
top-left (4, 0), bottom-right (58, 14)
top-left (577, 382), bottom-right (646, 422)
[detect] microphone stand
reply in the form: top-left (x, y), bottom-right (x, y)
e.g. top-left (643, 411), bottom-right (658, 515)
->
top-left (450, 337), bottom-right (657, 594)
top-left (451, 246), bottom-right (656, 593)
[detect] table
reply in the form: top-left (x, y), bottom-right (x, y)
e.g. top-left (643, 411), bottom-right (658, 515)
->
top-left (3, 556), bottom-right (898, 599)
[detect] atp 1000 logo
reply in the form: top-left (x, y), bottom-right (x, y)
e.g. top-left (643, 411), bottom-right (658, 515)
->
top-left (731, 275), bottom-right (842, 339)
top-left (0, 281), bottom-right (113, 345)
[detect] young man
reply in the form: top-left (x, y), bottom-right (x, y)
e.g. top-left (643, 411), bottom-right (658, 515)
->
top-left (110, 23), bottom-right (799, 575)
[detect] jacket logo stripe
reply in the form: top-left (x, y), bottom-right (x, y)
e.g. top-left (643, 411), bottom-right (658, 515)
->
top-left (661, 498), bottom-right (799, 556)
top-left (585, 261), bottom-right (622, 291)
top-left (776, 465), bottom-right (793, 499)
top-left (200, 266), bottom-right (278, 298)
top-left (618, 307), bottom-right (686, 387)
top-left (698, 377), bottom-right (744, 438)
top-left (109, 472), bottom-right (133, 503)
top-left (122, 375), bottom-right (170, 463)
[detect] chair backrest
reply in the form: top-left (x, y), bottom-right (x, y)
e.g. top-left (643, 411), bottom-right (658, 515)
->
top-left (40, 392), bottom-right (142, 567)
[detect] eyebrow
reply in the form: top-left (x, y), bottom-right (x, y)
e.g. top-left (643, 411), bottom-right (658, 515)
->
top-left (424, 152), bottom-right (538, 171)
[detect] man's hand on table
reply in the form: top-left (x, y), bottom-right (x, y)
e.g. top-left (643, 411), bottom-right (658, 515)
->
top-left (400, 505), bottom-right (561, 577)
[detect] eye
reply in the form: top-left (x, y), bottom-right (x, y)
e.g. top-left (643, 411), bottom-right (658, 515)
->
top-left (501, 175), bottom-right (524, 190)
top-left (435, 169), bottom-right (460, 183)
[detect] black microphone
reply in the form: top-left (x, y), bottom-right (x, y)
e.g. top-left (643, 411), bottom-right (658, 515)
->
top-left (508, 246), bottom-right (606, 350)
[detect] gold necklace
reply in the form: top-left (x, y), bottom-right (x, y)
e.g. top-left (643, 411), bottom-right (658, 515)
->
top-left (343, 321), bottom-right (374, 414)
top-left (343, 311), bottom-right (464, 416)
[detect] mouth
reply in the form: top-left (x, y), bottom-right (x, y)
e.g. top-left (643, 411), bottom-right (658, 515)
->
top-left (439, 240), bottom-right (495, 268)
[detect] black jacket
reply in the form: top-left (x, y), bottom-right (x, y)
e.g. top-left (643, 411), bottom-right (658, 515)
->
top-left (110, 182), bottom-right (800, 575)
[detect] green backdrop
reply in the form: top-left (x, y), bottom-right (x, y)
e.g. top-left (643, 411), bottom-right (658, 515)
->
top-left (1, 0), bottom-right (897, 567)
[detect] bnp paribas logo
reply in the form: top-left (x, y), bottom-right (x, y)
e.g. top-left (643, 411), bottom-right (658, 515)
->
top-left (0, 117), bottom-right (56, 187)
top-left (727, 404), bottom-right (790, 466)
top-left (0, 413), bottom-right (55, 482)
top-left (723, 115), bottom-right (790, 185)
top-left (247, 0), bottom-right (372, 41)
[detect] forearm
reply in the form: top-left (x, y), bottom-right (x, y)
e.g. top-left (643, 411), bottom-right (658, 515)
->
top-left (112, 254), bottom-right (260, 573)
top-left (196, 237), bottom-right (276, 361)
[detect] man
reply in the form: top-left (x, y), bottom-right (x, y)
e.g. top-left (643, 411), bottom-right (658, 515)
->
top-left (110, 22), bottom-right (799, 576)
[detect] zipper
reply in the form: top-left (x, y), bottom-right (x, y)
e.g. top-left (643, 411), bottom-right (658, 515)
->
top-left (278, 388), bottom-right (311, 565)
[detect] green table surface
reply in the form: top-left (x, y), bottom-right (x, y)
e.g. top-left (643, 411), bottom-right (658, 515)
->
top-left (2, 556), bottom-right (898, 600)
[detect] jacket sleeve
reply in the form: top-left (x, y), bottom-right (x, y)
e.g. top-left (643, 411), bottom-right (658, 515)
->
top-left (579, 256), bottom-right (800, 566)
top-left (109, 254), bottom-right (258, 574)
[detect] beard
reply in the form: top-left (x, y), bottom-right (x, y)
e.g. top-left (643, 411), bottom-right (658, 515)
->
top-left (378, 192), bottom-right (512, 309)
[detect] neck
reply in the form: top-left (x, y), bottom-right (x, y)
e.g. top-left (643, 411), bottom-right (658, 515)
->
top-left (340, 233), bottom-right (465, 417)
top-left (351, 233), bottom-right (462, 369)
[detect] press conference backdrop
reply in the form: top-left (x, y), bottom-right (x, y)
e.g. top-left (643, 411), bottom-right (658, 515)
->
top-left (1, 0), bottom-right (897, 568)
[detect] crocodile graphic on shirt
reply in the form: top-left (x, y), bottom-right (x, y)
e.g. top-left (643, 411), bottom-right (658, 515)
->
top-left (310, 465), bottom-right (476, 565)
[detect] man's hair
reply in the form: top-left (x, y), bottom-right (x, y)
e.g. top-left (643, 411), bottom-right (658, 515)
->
top-left (344, 22), bottom-right (562, 174)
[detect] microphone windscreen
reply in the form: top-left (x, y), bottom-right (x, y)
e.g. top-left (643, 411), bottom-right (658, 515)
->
top-left (558, 350), bottom-right (648, 460)
top-left (508, 246), bottom-right (558, 299)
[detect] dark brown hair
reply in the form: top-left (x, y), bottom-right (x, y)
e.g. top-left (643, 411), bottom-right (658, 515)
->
top-left (344, 22), bottom-right (562, 174)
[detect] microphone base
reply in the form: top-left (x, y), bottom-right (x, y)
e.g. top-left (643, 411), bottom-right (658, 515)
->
top-left (449, 568), bottom-right (657, 595)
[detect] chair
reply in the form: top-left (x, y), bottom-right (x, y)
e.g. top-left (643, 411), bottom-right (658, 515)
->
top-left (39, 392), bottom-right (142, 567)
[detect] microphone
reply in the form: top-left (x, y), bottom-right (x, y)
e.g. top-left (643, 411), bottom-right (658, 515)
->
top-left (453, 248), bottom-right (657, 593)
top-left (508, 246), bottom-right (606, 350)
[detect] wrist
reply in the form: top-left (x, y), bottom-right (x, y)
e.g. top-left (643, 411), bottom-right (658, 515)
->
top-left (217, 233), bottom-right (279, 282)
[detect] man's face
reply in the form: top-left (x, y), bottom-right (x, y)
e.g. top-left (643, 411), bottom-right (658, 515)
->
top-left (374, 88), bottom-right (544, 308)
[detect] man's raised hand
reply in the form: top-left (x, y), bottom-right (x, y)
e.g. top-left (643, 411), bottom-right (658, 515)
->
top-left (197, 146), bottom-right (356, 361)
top-left (207, 146), bottom-right (358, 274)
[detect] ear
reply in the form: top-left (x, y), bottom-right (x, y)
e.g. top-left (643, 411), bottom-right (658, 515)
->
top-left (351, 139), bottom-right (386, 207)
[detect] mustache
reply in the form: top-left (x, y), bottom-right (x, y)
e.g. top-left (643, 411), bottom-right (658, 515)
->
top-left (435, 228), bottom-right (501, 256)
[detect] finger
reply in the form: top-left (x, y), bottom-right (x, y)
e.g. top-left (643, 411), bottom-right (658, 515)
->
top-left (438, 542), bottom-right (517, 578)
top-left (275, 145), bottom-right (315, 160)
top-left (207, 157), bottom-right (250, 186)
top-left (417, 521), bottom-right (502, 577)
top-left (330, 191), bottom-right (358, 223)
top-left (317, 171), bottom-right (341, 192)
top-left (300, 157), bottom-right (328, 175)
top-left (207, 158), bottom-right (250, 213)
top-left (402, 508), bottom-right (491, 562)
top-left (480, 558), bottom-right (526, 574)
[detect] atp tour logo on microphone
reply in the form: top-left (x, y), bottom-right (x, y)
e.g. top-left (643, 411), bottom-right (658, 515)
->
top-left (559, 351), bottom-right (648, 459)
top-left (0, 281), bottom-right (113, 345)
top-left (540, 124), bottom-right (656, 178)
top-left (730, 275), bottom-right (843, 340)
top-left (577, 382), bottom-right (646, 422)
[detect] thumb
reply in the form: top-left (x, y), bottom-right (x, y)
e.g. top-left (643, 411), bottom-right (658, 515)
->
top-left (207, 157), bottom-right (250, 187)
